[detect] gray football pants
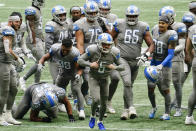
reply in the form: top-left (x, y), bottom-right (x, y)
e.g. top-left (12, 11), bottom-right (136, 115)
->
top-left (171, 61), bottom-right (183, 108)
top-left (56, 75), bottom-right (84, 110)
top-left (108, 70), bottom-right (120, 101)
top-left (148, 67), bottom-right (172, 114)
top-left (48, 61), bottom-right (59, 84)
top-left (119, 58), bottom-right (139, 109)
top-left (24, 38), bottom-right (45, 83)
top-left (81, 67), bottom-right (90, 97)
top-left (88, 74), bottom-right (109, 121)
top-left (0, 63), bottom-right (17, 115)
top-left (187, 57), bottom-right (196, 116)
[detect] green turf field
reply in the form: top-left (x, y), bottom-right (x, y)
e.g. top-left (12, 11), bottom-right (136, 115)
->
top-left (0, 0), bottom-right (196, 130)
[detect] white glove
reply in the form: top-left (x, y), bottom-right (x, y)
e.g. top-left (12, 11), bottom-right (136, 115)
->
top-left (16, 57), bottom-right (25, 66)
top-left (37, 63), bottom-right (44, 72)
top-left (136, 52), bottom-right (150, 66)
top-left (27, 53), bottom-right (33, 59)
top-left (27, 53), bottom-right (36, 61)
top-left (156, 64), bottom-right (163, 71)
top-left (75, 74), bottom-right (80, 82)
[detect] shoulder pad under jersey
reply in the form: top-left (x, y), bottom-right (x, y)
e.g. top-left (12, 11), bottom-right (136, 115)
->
top-left (45, 21), bottom-right (56, 33)
top-left (168, 30), bottom-right (178, 43)
top-left (73, 18), bottom-right (86, 31)
top-left (111, 46), bottom-right (120, 59)
top-left (85, 44), bottom-right (98, 57)
top-left (1, 26), bottom-right (15, 36)
top-left (49, 43), bottom-right (61, 55)
top-left (72, 47), bottom-right (80, 61)
top-left (138, 21), bottom-right (150, 34)
top-left (172, 22), bottom-right (187, 36)
top-left (113, 18), bottom-right (125, 32)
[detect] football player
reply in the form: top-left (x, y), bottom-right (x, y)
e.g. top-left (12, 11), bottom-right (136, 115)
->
top-left (13, 82), bottom-right (75, 123)
top-left (44, 5), bottom-right (71, 84)
top-left (147, 15), bottom-right (177, 120)
top-left (159, 6), bottom-right (187, 117)
top-left (98, 0), bottom-right (120, 114)
top-left (171, 12), bottom-right (196, 112)
top-left (20, 0), bottom-right (45, 90)
top-left (78, 33), bottom-right (124, 130)
top-left (0, 14), bottom-right (23, 126)
top-left (184, 16), bottom-right (196, 125)
top-left (73, 1), bottom-right (105, 106)
top-left (109, 5), bottom-right (154, 120)
top-left (38, 38), bottom-right (85, 120)
top-left (189, 1), bottom-right (196, 16)
top-left (0, 12), bottom-right (33, 60)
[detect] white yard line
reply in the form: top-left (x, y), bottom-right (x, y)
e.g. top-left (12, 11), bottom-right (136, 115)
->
top-left (0, 3), bottom-right (5, 7)
top-left (20, 125), bottom-right (182, 131)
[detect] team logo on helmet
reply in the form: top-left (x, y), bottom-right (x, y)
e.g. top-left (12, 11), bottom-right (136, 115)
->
top-left (125, 5), bottom-right (140, 25)
top-left (159, 6), bottom-right (176, 25)
top-left (98, 0), bottom-right (111, 18)
top-left (84, 1), bottom-right (99, 22)
top-left (97, 33), bottom-right (113, 54)
top-left (144, 66), bottom-right (160, 83)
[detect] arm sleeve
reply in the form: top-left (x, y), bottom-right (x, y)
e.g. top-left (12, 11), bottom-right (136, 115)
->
top-left (161, 49), bottom-right (174, 66)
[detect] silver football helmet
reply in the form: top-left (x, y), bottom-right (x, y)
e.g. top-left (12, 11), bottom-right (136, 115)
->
top-left (98, 0), bottom-right (111, 18)
top-left (159, 6), bottom-right (176, 25)
top-left (41, 91), bottom-right (58, 109)
top-left (52, 5), bottom-right (67, 25)
top-left (84, 1), bottom-right (99, 22)
top-left (125, 5), bottom-right (140, 25)
top-left (144, 66), bottom-right (161, 83)
top-left (182, 12), bottom-right (196, 24)
top-left (189, 1), bottom-right (196, 10)
top-left (97, 33), bottom-right (113, 54)
top-left (32, 0), bottom-right (45, 8)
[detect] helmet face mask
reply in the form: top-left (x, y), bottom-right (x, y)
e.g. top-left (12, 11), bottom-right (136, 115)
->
top-left (125, 5), bottom-right (140, 25)
top-left (159, 6), bottom-right (176, 25)
top-left (52, 5), bottom-right (67, 25)
top-left (32, 0), bottom-right (45, 8)
top-left (84, 1), bottom-right (99, 22)
top-left (97, 33), bottom-right (113, 54)
top-left (98, 0), bottom-right (111, 18)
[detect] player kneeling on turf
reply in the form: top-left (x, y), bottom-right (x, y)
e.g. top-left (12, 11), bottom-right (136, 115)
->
top-left (12, 82), bottom-right (75, 122)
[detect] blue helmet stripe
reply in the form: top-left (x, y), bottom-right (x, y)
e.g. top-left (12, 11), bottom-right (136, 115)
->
top-left (46, 92), bottom-right (55, 107)
top-left (144, 67), bottom-right (156, 82)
